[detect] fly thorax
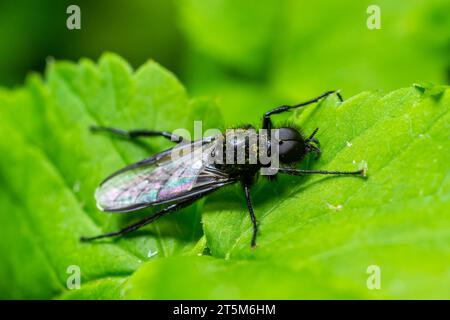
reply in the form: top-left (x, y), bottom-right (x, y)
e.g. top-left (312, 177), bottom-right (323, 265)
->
top-left (221, 128), bottom-right (261, 166)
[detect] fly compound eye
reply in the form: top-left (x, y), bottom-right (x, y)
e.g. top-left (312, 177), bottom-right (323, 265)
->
top-left (276, 127), bottom-right (307, 163)
top-left (279, 139), bottom-right (305, 163)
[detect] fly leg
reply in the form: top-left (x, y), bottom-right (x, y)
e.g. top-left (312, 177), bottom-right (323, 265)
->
top-left (278, 168), bottom-right (366, 177)
top-left (80, 199), bottom-right (196, 241)
top-left (243, 183), bottom-right (258, 248)
top-left (90, 126), bottom-right (184, 143)
top-left (262, 91), bottom-right (343, 130)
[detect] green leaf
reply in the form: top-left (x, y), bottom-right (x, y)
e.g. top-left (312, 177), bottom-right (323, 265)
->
top-left (0, 54), bottom-right (449, 299)
top-left (201, 86), bottom-right (450, 298)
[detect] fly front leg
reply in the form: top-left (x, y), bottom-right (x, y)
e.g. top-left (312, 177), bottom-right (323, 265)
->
top-left (262, 90), bottom-right (343, 130)
top-left (90, 126), bottom-right (184, 143)
top-left (279, 168), bottom-right (366, 177)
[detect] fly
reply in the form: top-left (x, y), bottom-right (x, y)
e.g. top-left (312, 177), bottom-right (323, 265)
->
top-left (80, 91), bottom-right (366, 247)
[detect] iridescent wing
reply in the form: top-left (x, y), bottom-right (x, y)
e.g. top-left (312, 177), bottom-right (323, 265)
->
top-left (95, 138), bottom-right (234, 212)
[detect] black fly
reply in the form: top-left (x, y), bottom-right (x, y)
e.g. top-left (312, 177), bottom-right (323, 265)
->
top-left (81, 91), bottom-right (365, 247)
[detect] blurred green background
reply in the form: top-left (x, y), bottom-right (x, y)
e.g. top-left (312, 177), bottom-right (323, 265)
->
top-left (0, 0), bottom-right (449, 300)
top-left (1, 0), bottom-right (448, 121)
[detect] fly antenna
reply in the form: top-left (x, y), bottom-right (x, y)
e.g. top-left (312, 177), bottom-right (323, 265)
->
top-left (307, 127), bottom-right (319, 141)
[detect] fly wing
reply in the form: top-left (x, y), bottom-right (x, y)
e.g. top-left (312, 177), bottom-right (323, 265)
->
top-left (95, 138), bottom-right (232, 212)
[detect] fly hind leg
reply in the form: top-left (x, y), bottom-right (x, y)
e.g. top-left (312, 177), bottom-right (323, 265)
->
top-left (80, 198), bottom-right (197, 242)
top-left (90, 126), bottom-right (184, 143)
